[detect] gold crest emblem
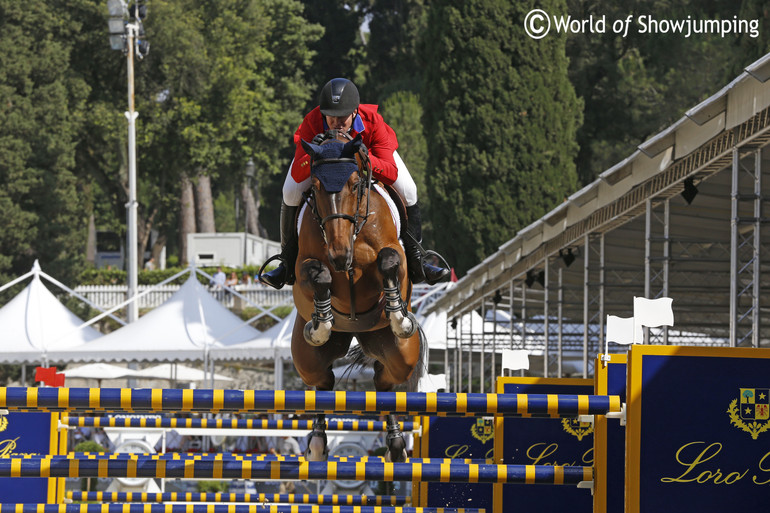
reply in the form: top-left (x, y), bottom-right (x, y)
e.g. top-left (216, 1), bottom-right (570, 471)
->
top-left (561, 418), bottom-right (593, 441)
top-left (0, 415), bottom-right (8, 433)
top-left (470, 418), bottom-right (494, 444)
top-left (728, 388), bottom-right (770, 439)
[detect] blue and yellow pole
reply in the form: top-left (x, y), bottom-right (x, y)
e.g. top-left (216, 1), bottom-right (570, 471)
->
top-left (0, 388), bottom-right (621, 417)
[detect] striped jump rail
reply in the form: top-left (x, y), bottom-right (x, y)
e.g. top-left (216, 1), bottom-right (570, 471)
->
top-left (0, 456), bottom-right (591, 485)
top-left (63, 416), bottom-right (416, 432)
top-left (65, 492), bottom-right (411, 505)
top-left (0, 506), bottom-right (478, 513)
top-left (67, 454), bottom-right (489, 465)
top-left (0, 388), bottom-right (621, 417)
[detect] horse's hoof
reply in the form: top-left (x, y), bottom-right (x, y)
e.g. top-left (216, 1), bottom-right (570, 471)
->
top-left (403, 311), bottom-right (418, 337)
top-left (385, 448), bottom-right (408, 463)
top-left (304, 433), bottom-right (328, 461)
top-left (385, 433), bottom-right (407, 462)
top-left (303, 321), bottom-right (328, 347)
top-left (393, 311), bottom-right (418, 338)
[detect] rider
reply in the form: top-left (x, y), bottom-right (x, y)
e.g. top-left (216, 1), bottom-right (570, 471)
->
top-left (260, 77), bottom-right (450, 289)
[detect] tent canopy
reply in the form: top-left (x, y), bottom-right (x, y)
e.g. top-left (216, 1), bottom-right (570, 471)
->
top-left (211, 308), bottom-right (296, 361)
top-left (47, 274), bottom-right (261, 363)
top-left (0, 264), bottom-right (102, 364)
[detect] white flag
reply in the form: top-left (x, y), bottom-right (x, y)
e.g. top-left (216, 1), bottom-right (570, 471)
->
top-left (501, 349), bottom-right (530, 371)
top-left (606, 315), bottom-right (642, 345)
top-left (633, 297), bottom-right (674, 328)
top-left (418, 373), bottom-right (447, 393)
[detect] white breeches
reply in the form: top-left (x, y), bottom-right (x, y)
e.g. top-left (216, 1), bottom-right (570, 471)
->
top-left (283, 150), bottom-right (418, 207)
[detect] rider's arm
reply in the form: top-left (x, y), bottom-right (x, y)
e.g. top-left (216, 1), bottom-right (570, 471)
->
top-left (364, 111), bottom-right (399, 185)
top-left (289, 109), bottom-right (324, 183)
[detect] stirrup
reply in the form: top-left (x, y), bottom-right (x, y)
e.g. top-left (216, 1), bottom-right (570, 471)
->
top-left (258, 254), bottom-right (289, 289)
top-left (421, 250), bottom-right (451, 286)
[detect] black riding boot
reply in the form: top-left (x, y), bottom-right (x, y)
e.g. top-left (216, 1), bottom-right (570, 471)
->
top-left (260, 201), bottom-right (299, 289)
top-left (404, 203), bottom-right (450, 285)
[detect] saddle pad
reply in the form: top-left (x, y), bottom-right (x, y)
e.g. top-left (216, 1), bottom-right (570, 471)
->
top-left (298, 184), bottom-right (401, 238)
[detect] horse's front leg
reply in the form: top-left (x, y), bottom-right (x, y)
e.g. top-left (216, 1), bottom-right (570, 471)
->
top-left (377, 247), bottom-right (417, 339)
top-left (300, 259), bottom-right (334, 347)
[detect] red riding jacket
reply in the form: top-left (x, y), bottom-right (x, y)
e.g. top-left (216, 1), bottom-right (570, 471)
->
top-left (290, 104), bottom-right (399, 185)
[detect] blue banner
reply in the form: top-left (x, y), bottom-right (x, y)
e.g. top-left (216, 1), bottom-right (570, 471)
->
top-left (594, 354), bottom-right (627, 513)
top-left (627, 345), bottom-right (770, 512)
top-left (0, 411), bottom-right (58, 501)
top-left (420, 416), bottom-right (493, 510)
top-left (494, 378), bottom-right (594, 512)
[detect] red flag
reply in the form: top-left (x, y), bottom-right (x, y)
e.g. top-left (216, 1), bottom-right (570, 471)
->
top-left (51, 373), bottom-right (65, 387)
top-left (450, 268), bottom-right (458, 282)
top-left (35, 366), bottom-right (65, 387)
top-left (35, 366), bottom-right (56, 383)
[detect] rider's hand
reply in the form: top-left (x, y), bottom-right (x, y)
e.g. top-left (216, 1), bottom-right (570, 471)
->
top-left (312, 133), bottom-right (325, 145)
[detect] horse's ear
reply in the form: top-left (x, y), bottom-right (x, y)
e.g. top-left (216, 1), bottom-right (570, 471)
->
top-left (301, 139), bottom-right (323, 159)
top-left (341, 133), bottom-right (363, 157)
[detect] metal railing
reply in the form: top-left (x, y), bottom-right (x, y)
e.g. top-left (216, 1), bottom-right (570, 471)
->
top-left (74, 284), bottom-right (293, 310)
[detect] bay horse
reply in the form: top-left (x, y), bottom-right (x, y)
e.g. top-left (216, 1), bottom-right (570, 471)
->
top-left (291, 130), bottom-right (424, 462)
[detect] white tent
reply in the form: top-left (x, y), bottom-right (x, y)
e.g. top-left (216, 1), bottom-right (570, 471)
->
top-left (418, 311), bottom-right (448, 349)
top-left (0, 263), bottom-right (102, 364)
top-left (47, 274), bottom-right (261, 363)
top-left (133, 363), bottom-right (232, 383)
top-left (211, 308), bottom-right (295, 361)
top-left (62, 362), bottom-right (138, 381)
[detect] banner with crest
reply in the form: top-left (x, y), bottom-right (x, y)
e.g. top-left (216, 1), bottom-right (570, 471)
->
top-left (626, 345), bottom-right (770, 512)
top-left (0, 411), bottom-right (63, 501)
top-left (492, 377), bottom-right (594, 512)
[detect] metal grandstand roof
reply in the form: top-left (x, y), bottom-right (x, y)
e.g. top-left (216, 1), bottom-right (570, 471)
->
top-left (425, 52), bottom-right (770, 355)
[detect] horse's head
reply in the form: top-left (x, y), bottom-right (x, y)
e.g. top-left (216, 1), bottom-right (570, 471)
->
top-left (302, 131), bottom-right (370, 272)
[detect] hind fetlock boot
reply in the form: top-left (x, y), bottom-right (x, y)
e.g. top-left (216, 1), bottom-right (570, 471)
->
top-left (260, 201), bottom-right (299, 289)
top-left (404, 203), bottom-right (450, 285)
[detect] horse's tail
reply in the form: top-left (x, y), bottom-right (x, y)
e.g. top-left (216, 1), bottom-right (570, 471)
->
top-left (344, 343), bottom-right (374, 381)
top-left (406, 325), bottom-right (428, 393)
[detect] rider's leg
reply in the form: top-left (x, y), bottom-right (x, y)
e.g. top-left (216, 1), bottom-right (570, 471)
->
top-left (392, 151), bottom-right (450, 285)
top-left (259, 167), bottom-right (307, 289)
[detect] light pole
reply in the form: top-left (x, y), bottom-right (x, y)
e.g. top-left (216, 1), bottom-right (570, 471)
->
top-left (107, 0), bottom-right (148, 323)
top-left (244, 159), bottom-right (255, 267)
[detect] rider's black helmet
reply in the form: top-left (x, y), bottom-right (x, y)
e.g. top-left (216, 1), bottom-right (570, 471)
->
top-left (319, 78), bottom-right (360, 117)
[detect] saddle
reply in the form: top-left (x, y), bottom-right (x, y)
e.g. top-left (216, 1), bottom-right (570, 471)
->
top-left (381, 183), bottom-right (409, 241)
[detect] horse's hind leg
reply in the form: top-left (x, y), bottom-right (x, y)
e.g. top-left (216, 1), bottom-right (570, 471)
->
top-left (377, 247), bottom-right (417, 339)
top-left (300, 259), bottom-right (334, 346)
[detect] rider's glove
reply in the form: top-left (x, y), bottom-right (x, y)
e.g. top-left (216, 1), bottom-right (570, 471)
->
top-left (311, 133), bottom-right (325, 145)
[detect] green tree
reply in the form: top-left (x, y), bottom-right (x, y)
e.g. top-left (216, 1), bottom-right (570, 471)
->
top-left (378, 91), bottom-right (431, 236)
top-left (566, 0), bottom-right (757, 183)
top-left (298, 1), bottom-right (365, 106)
top-left (0, 1), bottom-right (90, 285)
top-left (67, 0), bottom-right (323, 263)
top-left (362, 0), bottom-right (428, 102)
top-left (422, 0), bottom-right (582, 275)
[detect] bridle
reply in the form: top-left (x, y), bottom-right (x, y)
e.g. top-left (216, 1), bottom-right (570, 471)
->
top-left (306, 132), bottom-right (373, 250)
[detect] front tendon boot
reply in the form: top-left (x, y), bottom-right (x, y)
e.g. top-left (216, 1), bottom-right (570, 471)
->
top-left (404, 203), bottom-right (450, 285)
top-left (259, 201), bottom-right (299, 289)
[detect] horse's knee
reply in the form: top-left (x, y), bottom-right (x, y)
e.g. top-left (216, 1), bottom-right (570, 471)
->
top-left (377, 247), bottom-right (401, 281)
top-left (300, 260), bottom-right (332, 295)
